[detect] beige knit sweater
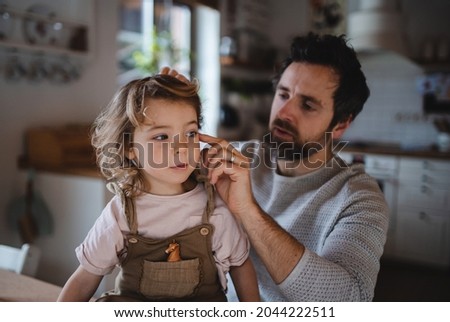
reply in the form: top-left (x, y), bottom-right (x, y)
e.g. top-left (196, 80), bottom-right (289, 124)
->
top-left (229, 141), bottom-right (389, 302)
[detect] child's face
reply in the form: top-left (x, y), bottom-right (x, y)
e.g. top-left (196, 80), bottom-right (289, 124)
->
top-left (130, 98), bottom-right (201, 194)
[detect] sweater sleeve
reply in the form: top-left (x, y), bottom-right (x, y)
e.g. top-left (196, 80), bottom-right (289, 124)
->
top-left (278, 180), bottom-right (389, 302)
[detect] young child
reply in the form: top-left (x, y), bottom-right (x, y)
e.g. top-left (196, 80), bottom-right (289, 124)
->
top-left (57, 75), bottom-right (259, 302)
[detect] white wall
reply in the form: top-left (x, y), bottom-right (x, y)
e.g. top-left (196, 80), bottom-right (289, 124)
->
top-left (0, 0), bottom-right (119, 249)
top-left (342, 52), bottom-right (437, 148)
top-left (343, 0), bottom-right (450, 147)
top-left (14, 172), bottom-right (110, 286)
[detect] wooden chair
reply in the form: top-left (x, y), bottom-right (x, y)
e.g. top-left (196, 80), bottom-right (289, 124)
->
top-left (0, 243), bottom-right (41, 276)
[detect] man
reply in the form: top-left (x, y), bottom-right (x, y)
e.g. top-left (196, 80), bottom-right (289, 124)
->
top-left (164, 33), bottom-right (389, 301)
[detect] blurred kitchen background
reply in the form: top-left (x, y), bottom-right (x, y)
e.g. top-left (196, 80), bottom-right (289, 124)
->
top-left (0, 0), bottom-right (449, 301)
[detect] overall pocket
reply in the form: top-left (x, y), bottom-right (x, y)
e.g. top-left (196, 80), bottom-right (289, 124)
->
top-left (140, 258), bottom-right (201, 299)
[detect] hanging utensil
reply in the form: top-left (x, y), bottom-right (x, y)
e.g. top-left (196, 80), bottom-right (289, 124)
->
top-left (6, 170), bottom-right (54, 243)
top-left (19, 170), bottom-right (38, 243)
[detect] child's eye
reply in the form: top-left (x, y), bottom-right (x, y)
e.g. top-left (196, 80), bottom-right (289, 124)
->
top-left (152, 134), bottom-right (169, 141)
top-left (186, 130), bottom-right (198, 139)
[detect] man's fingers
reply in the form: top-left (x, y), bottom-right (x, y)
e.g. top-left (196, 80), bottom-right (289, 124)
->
top-left (174, 73), bottom-right (190, 83)
top-left (160, 66), bottom-right (178, 76)
top-left (199, 133), bottom-right (222, 145)
top-left (159, 66), bottom-right (171, 74)
top-left (159, 66), bottom-right (190, 83)
top-left (199, 133), bottom-right (250, 168)
top-left (201, 146), bottom-right (250, 170)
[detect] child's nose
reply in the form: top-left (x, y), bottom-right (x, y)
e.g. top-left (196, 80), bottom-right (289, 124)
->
top-left (171, 140), bottom-right (188, 153)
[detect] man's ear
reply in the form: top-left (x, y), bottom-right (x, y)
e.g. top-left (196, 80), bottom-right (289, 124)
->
top-left (331, 117), bottom-right (352, 140)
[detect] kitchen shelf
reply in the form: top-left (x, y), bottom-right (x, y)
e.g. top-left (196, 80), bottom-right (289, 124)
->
top-left (0, 1), bottom-right (94, 82)
top-left (420, 63), bottom-right (450, 74)
top-left (18, 156), bottom-right (100, 179)
top-left (410, 58), bottom-right (450, 73)
top-left (6, 7), bottom-right (87, 28)
top-left (0, 40), bottom-right (89, 58)
top-left (0, 3), bottom-right (91, 58)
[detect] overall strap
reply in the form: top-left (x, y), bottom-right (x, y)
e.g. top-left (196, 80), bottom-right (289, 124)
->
top-left (106, 182), bottom-right (138, 234)
top-left (195, 169), bottom-right (215, 225)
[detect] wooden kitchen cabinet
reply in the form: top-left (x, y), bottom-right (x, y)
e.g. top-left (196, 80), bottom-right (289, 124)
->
top-left (395, 207), bottom-right (448, 266)
top-left (394, 157), bottom-right (450, 267)
top-left (338, 150), bottom-right (450, 268)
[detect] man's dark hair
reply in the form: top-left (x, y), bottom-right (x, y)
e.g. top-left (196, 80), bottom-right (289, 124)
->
top-left (273, 32), bottom-right (370, 127)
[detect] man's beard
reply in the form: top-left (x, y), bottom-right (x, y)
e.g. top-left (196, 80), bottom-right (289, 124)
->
top-left (264, 118), bottom-right (325, 161)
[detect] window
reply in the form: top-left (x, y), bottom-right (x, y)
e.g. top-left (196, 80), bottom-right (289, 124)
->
top-left (117, 0), bottom-right (191, 84)
top-left (117, 0), bottom-right (220, 135)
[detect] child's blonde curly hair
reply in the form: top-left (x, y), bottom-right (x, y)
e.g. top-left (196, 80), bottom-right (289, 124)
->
top-left (91, 74), bottom-right (202, 197)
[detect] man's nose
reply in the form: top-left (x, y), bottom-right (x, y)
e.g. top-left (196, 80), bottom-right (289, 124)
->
top-left (276, 99), bottom-right (296, 121)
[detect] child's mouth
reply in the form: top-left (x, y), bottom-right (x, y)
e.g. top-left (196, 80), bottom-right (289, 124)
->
top-left (171, 163), bottom-right (187, 169)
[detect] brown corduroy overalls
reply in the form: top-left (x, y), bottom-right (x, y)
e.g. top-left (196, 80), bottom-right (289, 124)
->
top-left (97, 179), bottom-right (227, 302)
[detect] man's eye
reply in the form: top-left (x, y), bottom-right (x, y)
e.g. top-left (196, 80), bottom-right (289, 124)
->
top-left (303, 103), bottom-right (314, 111)
top-left (153, 134), bottom-right (168, 140)
top-left (302, 100), bottom-right (317, 112)
top-left (278, 92), bottom-right (289, 100)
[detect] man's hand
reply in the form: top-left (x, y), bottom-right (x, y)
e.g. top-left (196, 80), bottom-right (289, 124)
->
top-left (159, 66), bottom-right (190, 83)
top-left (200, 133), bottom-right (305, 284)
top-left (199, 133), bottom-right (256, 219)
